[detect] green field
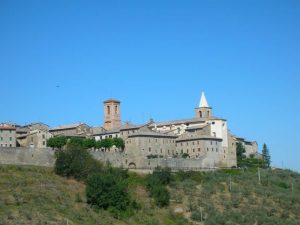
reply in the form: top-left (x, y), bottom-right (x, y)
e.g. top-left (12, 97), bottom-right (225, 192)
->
top-left (0, 165), bottom-right (299, 225)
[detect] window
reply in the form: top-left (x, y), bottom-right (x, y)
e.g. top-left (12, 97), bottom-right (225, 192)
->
top-left (42, 134), bottom-right (45, 139)
top-left (216, 148), bottom-right (218, 152)
top-left (212, 148), bottom-right (214, 151)
top-left (207, 148), bottom-right (209, 151)
top-left (207, 111), bottom-right (210, 117)
top-left (187, 149), bottom-right (189, 153)
top-left (115, 105), bottom-right (118, 114)
top-left (107, 105), bottom-right (110, 114)
top-left (192, 142), bottom-right (194, 145)
top-left (186, 142), bottom-right (188, 146)
top-left (199, 111), bottom-right (202, 118)
top-left (193, 149), bottom-right (195, 152)
top-left (43, 141), bottom-right (45, 146)
top-left (211, 141), bottom-right (212, 145)
top-left (212, 122), bottom-right (215, 125)
top-left (31, 137), bottom-right (33, 142)
top-left (9, 137), bottom-right (12, 141)
top-left (149, 147), bottom-right (151, 152)
top-left (10, 144), bottom-right (12, 147)
top-left (160, 149), bottom-right (162, 153)
top-left (198, 148), bottom-right (200, 152)
top-left (0, 137), bottom-right (3, 141)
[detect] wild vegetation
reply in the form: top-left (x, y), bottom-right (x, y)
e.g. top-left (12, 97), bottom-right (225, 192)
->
top-left (1, 141), bottom-right (299, 225)
top-left (0, 164), bottom-right (299, 225)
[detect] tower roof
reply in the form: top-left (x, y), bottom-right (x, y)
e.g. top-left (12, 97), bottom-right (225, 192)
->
top-left (103, 99), bottom-right (120, 103)
top-left (199, 92), bottom-right (209, 108)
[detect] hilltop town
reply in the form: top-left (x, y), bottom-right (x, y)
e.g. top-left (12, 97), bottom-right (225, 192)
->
top-left (0, 93), bottom-right (259, 170)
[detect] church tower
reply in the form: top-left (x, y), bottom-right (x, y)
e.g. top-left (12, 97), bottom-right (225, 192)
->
top-left (195, 92), bottom-right (213, 119)
top-left (103, 99), bottom-right (121, 130)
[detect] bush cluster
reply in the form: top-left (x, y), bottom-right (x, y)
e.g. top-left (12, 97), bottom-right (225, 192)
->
top-left (146, 167), bottom-right (171, 207)
top-left (54, 141), bottom-right (135, 216)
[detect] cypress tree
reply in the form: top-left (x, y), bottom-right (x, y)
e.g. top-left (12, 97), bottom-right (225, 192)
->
top-left (262, 143), bottom-right (271, 168)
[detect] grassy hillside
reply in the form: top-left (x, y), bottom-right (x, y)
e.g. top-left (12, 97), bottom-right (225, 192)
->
top-left (0, 165), bottom-right (299, 225)
top-left (0, 165), bottom-right (187, 225)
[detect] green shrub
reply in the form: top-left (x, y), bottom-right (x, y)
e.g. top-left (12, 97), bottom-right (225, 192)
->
top-left (86, 173), bottom-right (130, 211)
top-left (175, 170), bottom-right (203, 183)
top-left (151, 185), bottom-right (170, 207)
top-left (191, 210), bottom-right (202, 222)
top-left (146, 167), bottom-right (171, 207)
top-left (182, 153), bottom-right (190, 158)
top-left (54, 145), bottom-right (102, 181)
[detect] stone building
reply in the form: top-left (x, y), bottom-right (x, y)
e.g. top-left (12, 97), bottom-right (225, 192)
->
top-left (49, 123), bottom-right (92, 137)
top-left (17, 129), bottom-right (52, 148)
top-left (93, 93), bottom-right (261, 169)
top-left (149, 92), bottom-right (236, 167)
top-left (229, 135), bottom-right (259, 158)
top-left (0, 124), bottom-right (16, 147)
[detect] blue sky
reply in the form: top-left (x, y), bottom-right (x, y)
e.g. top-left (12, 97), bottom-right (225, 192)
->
top-left (1, 0), bottom-right (300, 171)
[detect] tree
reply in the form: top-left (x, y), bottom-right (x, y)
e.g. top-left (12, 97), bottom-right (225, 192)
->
top-left (236, 142), bottom-right (246, 159)
top-left (54, 143), bottom-right (102, 181)
top-left (101, 138), bottom-right (113, 150)
top-left (86, 173), bottom-right (130, 211)
top-left (47, 136), bottom-right (67, 149)
top-left (262, 143), bottom-right (271, 168)
top-left (112, 138), bottom-right (125, 150)
top-left (83, 138), bottom-right (96, 149)
top-left (236, 142), bottom-right (246, 167)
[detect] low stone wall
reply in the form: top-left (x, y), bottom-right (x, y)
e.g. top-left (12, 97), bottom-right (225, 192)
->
top-left (0, 147), bottom-right (221, 171)
top-left (0, 147), bottom-right (55, 167)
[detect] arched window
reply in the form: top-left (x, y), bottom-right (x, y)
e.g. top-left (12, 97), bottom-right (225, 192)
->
top-left (115, 105), bottom-right (118, 114)
top-left (207, 111), bottom-right (210, 117)
top-left (107, 105), bottom-right (110, 114)
top-left (199, 111), bottom-right (202, 118)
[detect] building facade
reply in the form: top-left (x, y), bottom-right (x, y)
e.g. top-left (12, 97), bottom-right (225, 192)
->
top-left (0, 124), bottom-right (16, 147)
top-left (17, 129), bottom-right (52, 148)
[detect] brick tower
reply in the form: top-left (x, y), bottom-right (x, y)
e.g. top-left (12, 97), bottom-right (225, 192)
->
top-left (103, 99), bottom-right (121, 130)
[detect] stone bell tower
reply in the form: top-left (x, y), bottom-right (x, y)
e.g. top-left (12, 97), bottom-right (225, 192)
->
top-left (195, 92), bottom-right (213, 119)
top-left (103, 99), bottom-right (121, 130)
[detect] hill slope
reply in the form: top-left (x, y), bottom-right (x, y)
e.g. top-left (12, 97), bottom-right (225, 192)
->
top-left (0, 165), bottom-right (299, 225)
top-left (0, 165), bottom-right (186, 225)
